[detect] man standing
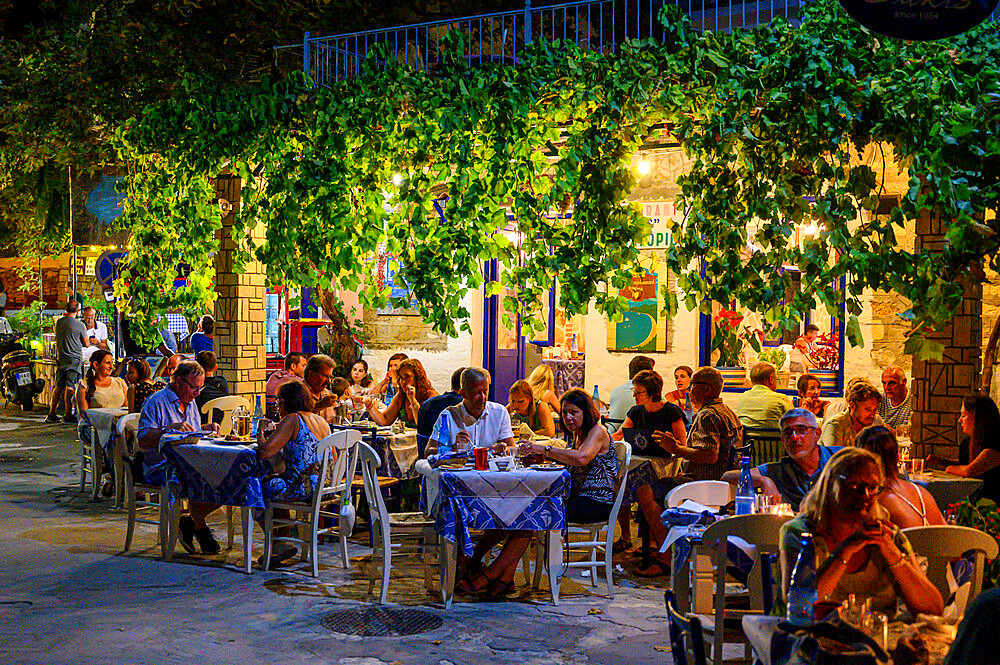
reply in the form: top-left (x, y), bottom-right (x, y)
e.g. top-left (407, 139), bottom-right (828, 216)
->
top-left (303, 354), bottom-right (338, 422)
top-left (416, 367), bottom-right (465, 458)
top-left (736, 362), bottom-right (794, 429)
top-left (46, 301), bottom-right (89, 424)
top-left (189, 315), bottom-right (215, 353)
top-left (427, 367), bottom-right (514, 455)
top-left (879, 366), bottom-right (911, 430)
top-left (722, 408), bottom-right (839, 510)
top-left (821, 381), bottom-right (884, 447)
top-left (137, 360), bottom-right (221, 554)
top-left (607, 355), bottom-right (654, 434)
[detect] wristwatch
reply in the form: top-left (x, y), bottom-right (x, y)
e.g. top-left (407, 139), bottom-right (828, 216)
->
top-left (544, 444), bottom-right (552, 457)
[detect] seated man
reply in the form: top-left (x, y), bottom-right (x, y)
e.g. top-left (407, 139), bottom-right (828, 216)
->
top-left (722, 408), bottom-right (839, 511)
top-left (736, 362), bottom-right (794, 429)
top-left (879, 365), bottom-right (911, 430)
top-left (427, 367), bottom-right (514, 455)
top-left (821, 381), bottom-right (884, 447)
top-left (194, 351), bottom-right (229, 424)
top-left (155, 353), bottom-right (185, 385)
top-left (416, 367), bottom-right (465, 458)
top-left (302, 354), bottom-right (338, 422)
top-left (137, 360), bottom-right (221, 554)
top-left (633, 367), bottom-right (743, 576)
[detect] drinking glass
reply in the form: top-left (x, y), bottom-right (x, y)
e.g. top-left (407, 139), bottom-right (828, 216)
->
top-left (756, 495), bottom-right (776, 514)
top-left (237, 414), bottom-right (252, 438)
top-left (473, 446), bottom-right (489, 471)
top-left (910, 457), bottom-right (924, 476)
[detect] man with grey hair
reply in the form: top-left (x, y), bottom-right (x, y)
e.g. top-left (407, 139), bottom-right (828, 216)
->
top-left (722, 407), bottom-right (841, 511)
top-left (736, 361), bottom-right (794, 429)
top-left (427, 367), bottom-right (514, 455)
top-left (137, 360), bottom-right (222, 554)
top-left (879, 365), bottom-right (911, 430)
top-left (304, 354), bottom-right (338, 421)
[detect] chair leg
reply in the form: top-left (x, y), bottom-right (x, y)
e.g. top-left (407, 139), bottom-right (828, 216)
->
top-left (589, 531), bottom-right (599, 588)
top-left (311, 513), bottom-right (320, 578)
top-left (90, 441), bottom-right (103, 502)
top-left (79, 441), bottom-right (87, 493)
top-left (242, 507), bottom-right (253, 574)
top-left (124, 470), bottom-right (136, 552)
top-left (263, 508), bottom-right (274, 571)
top-left (113, 441), bottom-right (124, 510)
top-left (604, 531), bottom-right (615, 598)
top-left (164, 492), bottom-right (179, 561)
top-left (339, 531), bottom-right (349, 569)
top-left (226, 505), bottom-right (235, 550)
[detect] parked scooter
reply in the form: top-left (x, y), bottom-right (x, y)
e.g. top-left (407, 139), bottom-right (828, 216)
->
top-left (1, 331), bottom-right (45, 411)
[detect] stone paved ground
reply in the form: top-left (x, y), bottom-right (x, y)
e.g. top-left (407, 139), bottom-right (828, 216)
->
top-left (0, 403), bottom-right (747, 665)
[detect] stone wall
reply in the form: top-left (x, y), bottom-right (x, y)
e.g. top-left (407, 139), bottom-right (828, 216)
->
top-left (213, 174), bottom-right (267, 399)
top-left (363, 309), bottom-right (449, 352)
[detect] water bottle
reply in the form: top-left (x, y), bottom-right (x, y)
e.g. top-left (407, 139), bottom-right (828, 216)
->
top-left (787, 533), bottom-right (818, 626)
top-left (593, 384), bottom-right (607, 416)
top-left (569, 334), bottom-right (578, 357)
top-left (734, 455), bottom-right (756, 515)
top-left (251, 395), bottom-right (263, 437)
top-left (437, 414), bottom-right (452, 456)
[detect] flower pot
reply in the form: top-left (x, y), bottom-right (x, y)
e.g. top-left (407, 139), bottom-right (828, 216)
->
top-left (811, 369), bottom-right (838, 393)
top-left (717, 366), bottom-right (747, 389)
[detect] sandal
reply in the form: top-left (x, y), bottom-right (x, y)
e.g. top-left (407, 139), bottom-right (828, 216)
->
top-left (612, 538), bottom-right (634, 554)
top-left (484, 579), bottom-right (516, 600)
top-left (456, 572), bottom-right (492, 595)
top-left (633, 560), bottom-right (670, 578)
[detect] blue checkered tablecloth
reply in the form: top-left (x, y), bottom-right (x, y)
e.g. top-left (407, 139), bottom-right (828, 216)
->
top-left (420, 464), bottom-right (570, 557)
top-left (160, 434), bottom-right (266, 508)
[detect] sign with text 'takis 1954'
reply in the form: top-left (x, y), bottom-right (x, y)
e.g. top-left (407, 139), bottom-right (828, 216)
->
top-left (839, 0), bottom-right (999, 41)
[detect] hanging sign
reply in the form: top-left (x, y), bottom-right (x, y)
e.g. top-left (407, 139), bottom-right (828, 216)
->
top-left (839, 0), bottom-right (999, 41)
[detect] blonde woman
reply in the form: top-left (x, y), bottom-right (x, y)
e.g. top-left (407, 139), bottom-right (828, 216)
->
top-left (780, 447), bottom-right (943, 616)
top-left (527, 364), bottom-right (562, 416)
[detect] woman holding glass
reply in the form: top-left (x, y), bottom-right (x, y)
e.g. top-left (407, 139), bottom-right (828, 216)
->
top-left (663, 365), bottom-right (694, 414)
top-left (780, 447), bottom-right (943, 616)
top-left (363, 358), bottom-right (437, 428)
top-left (456, 390), bottom-right (618, 599)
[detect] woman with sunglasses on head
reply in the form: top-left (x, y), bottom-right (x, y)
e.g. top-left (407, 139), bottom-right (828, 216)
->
top-left (780, 447), bottom-right (943, 616)
top-left (856, 426), bottom-right (944, 529)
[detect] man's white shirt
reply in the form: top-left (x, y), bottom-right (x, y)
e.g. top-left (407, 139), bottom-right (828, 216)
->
top-left (430, 400), bottom-right (513, 450)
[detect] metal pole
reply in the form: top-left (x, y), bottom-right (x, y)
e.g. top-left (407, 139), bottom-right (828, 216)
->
top-left (525, 0), bottom-right (532, 44)
top-left (303, 31), bottom-right (311, 80)
top-left (69, 166), bottom-right (77, 303)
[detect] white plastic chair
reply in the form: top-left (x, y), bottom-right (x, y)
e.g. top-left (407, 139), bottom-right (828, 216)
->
top-left (200, 395), bottom-right (251, 436)
top-left (530, 441), bottom-right (632, 600)
top-left (902, 525), bottom-right (1000, 617)
top-left (261, 429), bottom-right (363, 576)
top-left (666, 480), bottom-right (733, 509)
top-left (358, 441), bottom-right (438, 604)
top-left (695, 513), bottom-right (791, 665)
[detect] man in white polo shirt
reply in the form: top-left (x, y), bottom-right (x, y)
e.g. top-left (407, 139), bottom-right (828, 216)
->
top-left (81, 306), bottom-right (109, 365)
top-left (427, 367), bottom-right (514, 455)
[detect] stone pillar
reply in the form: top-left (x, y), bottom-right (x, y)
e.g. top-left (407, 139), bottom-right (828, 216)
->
top-left (213, 174), bottom-right (266, 399)
top-left (911, 209), bottom-right (982, 459)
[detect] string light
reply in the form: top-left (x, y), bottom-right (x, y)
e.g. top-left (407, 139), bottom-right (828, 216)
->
top-left (391, 172), bottom-right (404, 187)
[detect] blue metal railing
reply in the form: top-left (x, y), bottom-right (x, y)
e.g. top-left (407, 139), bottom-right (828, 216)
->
top-left (284, 0), bottom-right (804, 85)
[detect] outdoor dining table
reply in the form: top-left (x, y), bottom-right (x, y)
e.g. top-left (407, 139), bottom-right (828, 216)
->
top-left (415, 458), bottom-right (570, 608)
top-left (911, 469), bottom-right (983, 508)
top-left (337, 424), bottom-right (420, 480)
top-left (742, 614), bottom-right (957, 665)
top-left (159, 432), bottom-right (266, 573)
top-left (83, 407), bottom-right (128, 501)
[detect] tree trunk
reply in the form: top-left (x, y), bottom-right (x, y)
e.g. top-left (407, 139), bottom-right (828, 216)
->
top-left (982, 314), bottom-right (1000, 394)
top-left (316, 286), bottom-right (360, 370)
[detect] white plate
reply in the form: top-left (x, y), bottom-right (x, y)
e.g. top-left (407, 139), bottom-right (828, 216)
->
top-left (530, 463), bottom-right (562, 470)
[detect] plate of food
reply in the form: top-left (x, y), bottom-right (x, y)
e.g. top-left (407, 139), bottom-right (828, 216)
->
top-left (530, 463), bottom-right (563, 470)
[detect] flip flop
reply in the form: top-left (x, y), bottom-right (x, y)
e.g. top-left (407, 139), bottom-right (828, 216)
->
top-left (484, 579), bottom-right (516, 600)
top-left (612, 538), bottom-right (634, 554)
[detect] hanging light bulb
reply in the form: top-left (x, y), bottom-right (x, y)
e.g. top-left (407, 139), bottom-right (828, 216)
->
top-left (391, 172), bottom-right (405, 187)
top-left (636, 159), bottom-right (651, 176)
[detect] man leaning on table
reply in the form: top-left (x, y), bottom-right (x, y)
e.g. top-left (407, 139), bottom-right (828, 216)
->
top-left (821, 380), bottom-right (884, 447)
top-left (137, 360), bottom-right (222, 555)
top-left (722, 408), bottom-right (840, 511)
top-left (426, 367), bottom-right (515, 455)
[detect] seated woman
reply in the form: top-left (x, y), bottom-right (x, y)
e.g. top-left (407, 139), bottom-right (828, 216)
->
top-left (527, 364), bottom-right (563, 417)
top-left (362, 358), bottom-right (437, 428)
top-left (663, 365), bottom-right (694, 414)
top-left (370, 353), bottom-right (408, 404)
top-left (456, 389), bottom-right (618, 598)
top-left (611, 369), bottom-right (688, 558)
top-left (255, 380), bottom-right (332, 565)
top-left (780, 447), bottom-right (943, 616)
top-left (795, 373), bottom-right (830, 421)
top-left (76, 349), bottom-right (129, 497)
top-left (507, 379), bottom-right (555, 438)
top-left (346, 359), bottom-right (373, 417)
top-left (125, 357), bottom-right (160, 414)
top-left (856, 425), bottom-right (944, 528)
top-left (929, 395), bottom-right (1000, 504)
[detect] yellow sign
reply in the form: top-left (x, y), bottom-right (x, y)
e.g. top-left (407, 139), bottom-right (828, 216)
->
top-left (638, 201), bottom-right (683, 249)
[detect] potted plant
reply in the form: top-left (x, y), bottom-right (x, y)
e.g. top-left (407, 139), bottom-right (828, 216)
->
top-left (711, 309), bottom-right (762, 388)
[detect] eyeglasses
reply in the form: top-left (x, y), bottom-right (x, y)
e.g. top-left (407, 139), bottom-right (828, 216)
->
top-left (781, 425), bottom-right (816, 438)
top-left (631, 388), bottom-right (647, 396)
top-left (837, 474), bottom-right (884, 497)
top-left (182, 377), bottom-right (202, 394)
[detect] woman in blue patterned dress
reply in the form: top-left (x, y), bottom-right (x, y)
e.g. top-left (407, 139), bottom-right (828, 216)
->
top-left (457, 389), bottom-right (619, 599)
top-left (255, 380), bottom-right (331, 564)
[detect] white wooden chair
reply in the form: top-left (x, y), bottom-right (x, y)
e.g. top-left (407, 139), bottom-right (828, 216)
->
top-left (667, 480), bottom-right (733, 509)
top-left (358, 441), bottom-right (438, 603)
top-left (529, 441), bottom-right (632, 600)
top-left (261, 429), bottom-right (363, 576)
top-left (902, 525), bottom-right (999, 617)
top-left (112, 413), bottom-right (140, 509)
top-left (200, 395), bottom-right (250, 436)
top-left (120, 435), bottom-right (170, 558)
top-left (695, 513), bottom-right (791, 665)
